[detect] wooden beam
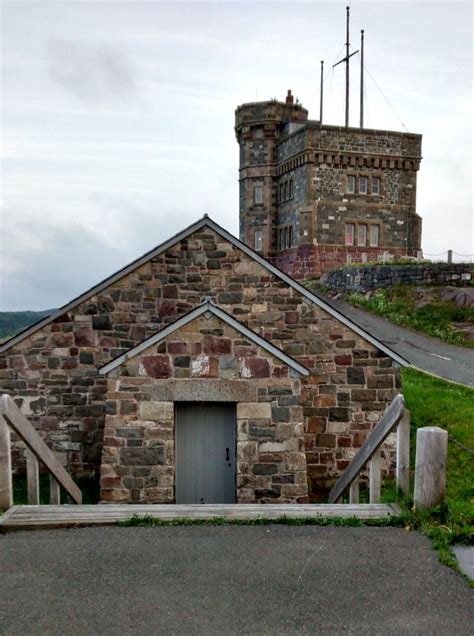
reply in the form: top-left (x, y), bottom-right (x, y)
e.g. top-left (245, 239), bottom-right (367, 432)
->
top-left (0, 413), bottom-right (13, 512)
top-left (26, 449), bottom-right (40, 505)
top-left (369, 449), bottom-right (381, 504)
top-left (328, 394), bottom-right (405, 503)
top-left (49, 476), bottom-right (61, 505)
top-left (396, 409), bottom-right (410, 496)
top-left (349, 477), bottom-right (359, 504)
top-left (0, 395), bottom-right (82, 504)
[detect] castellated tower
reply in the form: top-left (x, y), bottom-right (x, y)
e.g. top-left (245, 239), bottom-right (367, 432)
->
top-left (235, 91), bottom-right (423, 279)
top-left (235, 91), bottom-right (308, 253)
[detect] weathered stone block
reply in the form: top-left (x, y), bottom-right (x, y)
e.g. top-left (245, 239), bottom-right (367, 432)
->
top-left (239, 358), bottom-right (271, 379)
top-left (347, 367), bottom-right (365, 384)
top-left (252, 463), bottom-right (278, 475)
top-left (237, 402), bottom-right (271, 420)
top-left (139, 401), bottom-right (174, 421)
top-left (120, 446), bottom-right (164, 466)
top-left (139, 355), bottom-right (172, 378)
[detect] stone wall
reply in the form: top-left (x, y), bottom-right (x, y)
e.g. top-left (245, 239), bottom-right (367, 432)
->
top-left (0, 225), bottom-right (401, 499)
top-left (322, 263), bottom-right (473, 293)
top-left (101, 314), bottom-right (308, 504)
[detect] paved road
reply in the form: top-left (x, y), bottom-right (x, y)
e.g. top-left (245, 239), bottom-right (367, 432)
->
top-left (323, 295), bottom-right (474, 387)
top-left (0, 526), bottom-right (472, 634)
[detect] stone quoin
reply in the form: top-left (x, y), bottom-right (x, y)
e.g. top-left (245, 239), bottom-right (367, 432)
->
top-left (0, 216), bottom-right (406, 503)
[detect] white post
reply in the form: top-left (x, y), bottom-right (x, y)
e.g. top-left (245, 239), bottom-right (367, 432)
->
top-left (396, 409), bottom-right (410, 496)
top-left (414, 427), bottom-right (448, 510)
top-left (349, 477), bottom-right (359, 504)
top-left (49, 475), bottom-right (61, 505)
top-left (0, 414), bottom-right (13, 511)
top-left (26, 448), bottom-right (40, 505)
top-left (369, 449), bottom-right (381, 503)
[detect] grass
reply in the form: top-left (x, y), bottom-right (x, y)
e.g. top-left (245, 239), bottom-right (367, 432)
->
top-left (347, 286), bottom-right (474, 348)
top-left (402, 368), bottom-right (473, 521)
top-left (12, 475), bottom-right (100, 505)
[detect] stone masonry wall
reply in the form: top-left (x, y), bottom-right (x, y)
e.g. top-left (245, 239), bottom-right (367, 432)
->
top-left (322, 263), bottom-right (474, 293)
top-left (0, 226), bottom-right (401, 499)
top-left (101, 314), bottom-right (307, 504)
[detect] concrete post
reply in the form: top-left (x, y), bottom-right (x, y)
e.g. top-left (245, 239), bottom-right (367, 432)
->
top-left (414, 427), bottom-right (448, 510)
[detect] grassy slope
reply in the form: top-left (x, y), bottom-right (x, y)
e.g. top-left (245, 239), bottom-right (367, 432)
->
top-left (0, 310), bottom-right (55, 340)
top-left (347, 286), bottom-right (474, 348)
top-left (402, 368), bottom-right (474, 523)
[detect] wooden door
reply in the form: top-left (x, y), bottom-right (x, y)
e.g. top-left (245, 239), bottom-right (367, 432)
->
top-left (175, 403), bottom-right (236, 504)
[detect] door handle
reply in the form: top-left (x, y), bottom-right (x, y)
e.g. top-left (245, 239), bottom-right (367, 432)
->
top-left (225, 447), bottom-right (230, 462)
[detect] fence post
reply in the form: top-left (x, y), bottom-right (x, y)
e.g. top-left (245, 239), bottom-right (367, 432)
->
top-left (396, 409), bottom-right (410, 496)
top-left (414, 427), bottom-right (448, 510)
top-left (0, 414), bottom-right (13, 512)
top-left (26, 448), bottom-right (40, 505)
top-left (447, 249), bottom-right (453, 264)
top-left (349, 477), bottom-right (359, 504)
top-left (49, 475), bottom-right (61, 504)
top-left (369, 449), bottom-right (382, 503)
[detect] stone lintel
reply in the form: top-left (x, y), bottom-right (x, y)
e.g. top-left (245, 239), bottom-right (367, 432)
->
top-left (150, 379), bottom-right (258, 403)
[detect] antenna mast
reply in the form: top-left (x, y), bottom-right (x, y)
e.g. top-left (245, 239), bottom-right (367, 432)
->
top-left (360, 29), bottom-right (364, 128)
top-left (333, 6), bottom-right (359, 127)
top-left (320, 60), bottom-right (324, 124)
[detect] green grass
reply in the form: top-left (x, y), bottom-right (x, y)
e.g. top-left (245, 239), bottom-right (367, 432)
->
top-left (402, 368), bottom-right (474, 521)
top-left (347, 286), bottom-right (474, 348)
top-left (12, 475), bottom-right (100, 505)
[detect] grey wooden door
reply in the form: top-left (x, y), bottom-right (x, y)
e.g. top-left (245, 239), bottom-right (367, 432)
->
top-left (175, 403), bottom-right (236, 504)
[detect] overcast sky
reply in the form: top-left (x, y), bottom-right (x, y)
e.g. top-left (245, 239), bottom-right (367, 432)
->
top-left (1, 0), bottom-right (472, 311)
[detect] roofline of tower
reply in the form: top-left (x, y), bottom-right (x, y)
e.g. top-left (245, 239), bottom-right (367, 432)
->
top-left (235, 99), bottom-right (309, 114)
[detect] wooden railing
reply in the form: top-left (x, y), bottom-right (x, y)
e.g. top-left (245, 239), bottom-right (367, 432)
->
top-left (329, 394), bottom-right (410, 504)
top-left (0, 394), bottom-right (82, 511)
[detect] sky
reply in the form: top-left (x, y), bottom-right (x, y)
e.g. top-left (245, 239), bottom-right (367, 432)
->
top-left (1, 0), bottom-right (472, 311)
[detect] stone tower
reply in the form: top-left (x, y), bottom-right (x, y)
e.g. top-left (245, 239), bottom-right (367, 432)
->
top-left (235, 92), bottom-right (422, 279)
top-left (235, 91), bottom-right (308, 253)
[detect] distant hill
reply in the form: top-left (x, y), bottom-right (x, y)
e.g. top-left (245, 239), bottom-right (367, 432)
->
top-left (0, 310), bottom-right (56, 342)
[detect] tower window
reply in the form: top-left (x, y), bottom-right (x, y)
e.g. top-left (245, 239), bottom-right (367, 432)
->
top-left (288, 179), bottom-right (294, 198)
top-left (288, 226), bottom-right (293, 247)
top-left (370, 224), bottom-right (380, 247)
top-left (346, 176), bottom-right (356, 194)
top-left (359, 176), bottom-right (368, 194)
top-left (345, 223), bottom-right (355, 246)
top-left (254, 185), bottom-right (263, 204)
top-left (254, 230), bottom-right (263, 251)
top-left (372, 177), bottom-right (381, 195)
top-left (358, 224), bottom-right (367, 247)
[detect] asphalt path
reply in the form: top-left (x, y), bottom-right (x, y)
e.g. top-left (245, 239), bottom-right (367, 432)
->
top-left (324, 295), bottom-right (474, 387)
top-left (0, 526), bottom-right (472, 634)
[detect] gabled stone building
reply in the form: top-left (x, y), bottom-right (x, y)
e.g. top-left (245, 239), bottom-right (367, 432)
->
top-left (236, 91), bottom-right (423, 278)
top-left (0, 217), bottom-right (406, 503)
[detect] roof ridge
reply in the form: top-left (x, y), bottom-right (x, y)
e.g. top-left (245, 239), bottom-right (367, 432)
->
top-left (0, 214), bottom-right (408, 366)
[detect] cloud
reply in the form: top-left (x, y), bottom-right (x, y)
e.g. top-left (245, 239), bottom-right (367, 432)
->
top-left (46, 38), bottom-right (138, 102)
top-left (0, 211), bottom-right (123, 311)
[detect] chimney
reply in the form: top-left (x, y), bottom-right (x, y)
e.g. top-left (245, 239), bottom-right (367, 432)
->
top-left (286, 89), bottom-right (294, 105)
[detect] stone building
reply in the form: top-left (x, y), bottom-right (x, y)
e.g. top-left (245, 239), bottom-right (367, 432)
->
top-left (236, 90), bottom-right (423, 278)
top-left (0, 216), bottom-right (406, 504)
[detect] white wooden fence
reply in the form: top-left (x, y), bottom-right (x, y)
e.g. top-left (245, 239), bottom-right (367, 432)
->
top-left (0, 394), bottom-right (82, 511)
top-left (329, 394), bottom-right (410, 504)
